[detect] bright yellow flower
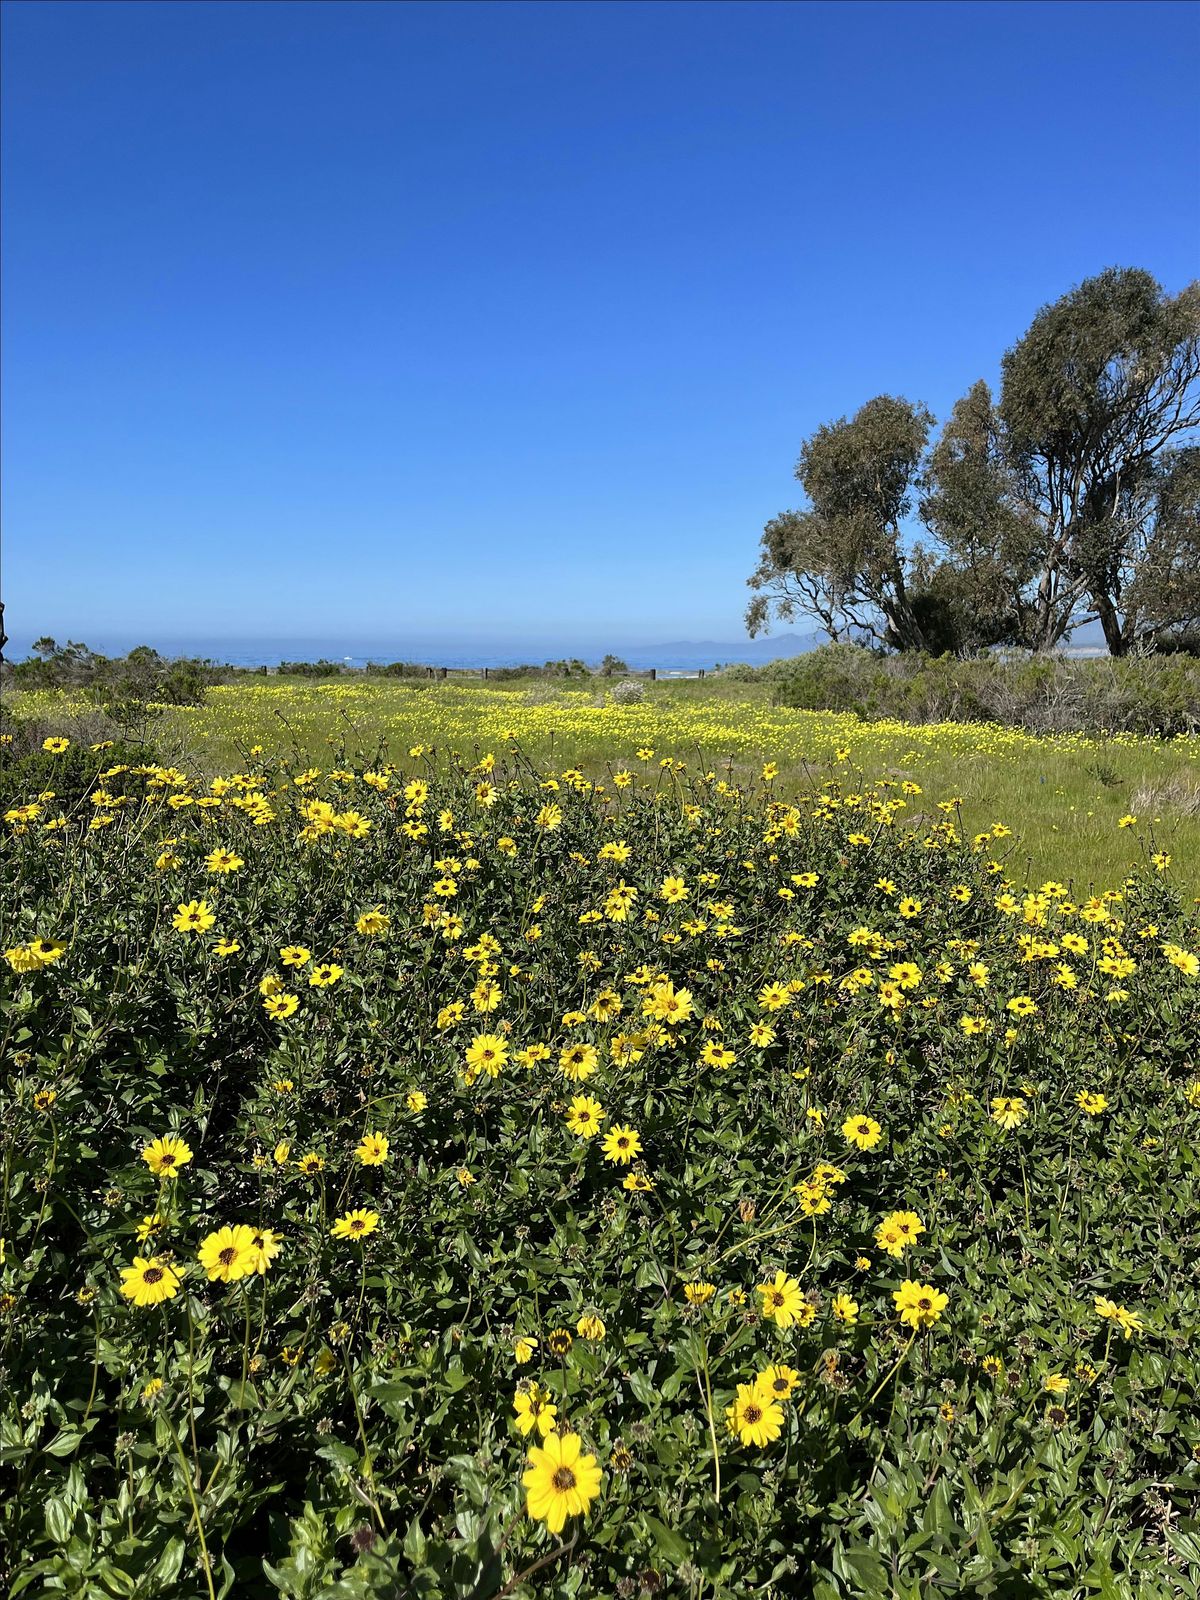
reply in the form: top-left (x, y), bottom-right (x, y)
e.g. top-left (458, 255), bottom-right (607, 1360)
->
top-left (726, 1381), bottom-right (784, 1447)
top-left (205, 848), bottom-right (243, 874)
top-left (565, 1096), bottom-right (604, 1137)
top-left (330, 1209), bottom-right (380, 1242)
top-left (141, 1135), bottom-right (193, 1179)
top-left (755, 1363), bottom-right (799, 1401)
top-left (990, 1096), bottom-right (1028, 1130)
top-left (513, 1383), bottom-right (558, 1438)
top-left (522, 1431), bottom-right (602, 1533)
top-left (120, 1256), bottom-right (182, 1307)
top-left (874, 1210), bottom-right (924, 1257)
top-left (1075, 1090), bottom-right (1108, 1116)
top-left (893, 1279), bottom-right (948, 1330)
top-left (559, 1041), bottom-right (599, 1082)
top-left (756, 1270), bottom-right (805, 1328)
top-left (354, 1132), bottom-right (390, 1166)
top-left (602, 1125), bottom-right (642, 1165)
top-left (842, 1114), bottom-right (882, 1151)
top-left (465, 1032), bottom-right (508, 1078)
top-left (173, 899), bottom-right (216, 933)
top-left (198, 1225), bottom-right (258, 1283)
top-left (832, 1292), bottom-right (859, 1324)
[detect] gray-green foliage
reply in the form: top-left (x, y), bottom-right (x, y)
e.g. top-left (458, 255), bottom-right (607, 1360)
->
top-left (771, 643), bottom-right (1200, 736)
top-left (749, 269), bottom-right (1200, 656)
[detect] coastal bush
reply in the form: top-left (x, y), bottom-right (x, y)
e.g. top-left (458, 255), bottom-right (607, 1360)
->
top-left (609, 678), bottom-right (646, 705)
top-left (0, 721), bottom-right (159, 817)
top-left (772, 645), bottom-right (1200, 736)
top-left (2, 737), bottom-right (1198, 1598)
top-left (7, 640), bottom-right (219, 710)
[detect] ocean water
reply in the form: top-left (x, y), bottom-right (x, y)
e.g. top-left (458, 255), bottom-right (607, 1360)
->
top-left (7, 632), bottom-right (815, 675)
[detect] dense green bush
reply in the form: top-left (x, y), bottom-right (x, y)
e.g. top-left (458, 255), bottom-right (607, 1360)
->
top-left (0, 722), bottom-right (160, 817)
top-left (771, 645), bottom-right (1200, 736)
top-left (7, 640), bottom-right (219, 709)
top-left (3, 742), bottom-right (1198, 1599)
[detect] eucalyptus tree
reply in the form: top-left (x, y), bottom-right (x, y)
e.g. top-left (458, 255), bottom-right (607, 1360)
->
top-left (994, 267), bottom-right (1200, 652)
top-left (748, 268), bottom-right (1200, 655)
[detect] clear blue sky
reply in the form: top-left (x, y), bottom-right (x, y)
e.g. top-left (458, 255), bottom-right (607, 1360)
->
top-left (3, 0), bottom-right (1198, 652)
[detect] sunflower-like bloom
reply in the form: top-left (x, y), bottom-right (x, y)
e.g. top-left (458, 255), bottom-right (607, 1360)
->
top-left (354, 1132), bottom-right (389, 1166)
top-left (330, 1208), bottom-right (380, 1242)
top-left (893, 1279), bottom-right (949, 1330)
top-left (141, 1135), bottom-right (194, 1179)
top-left (120, 1255), bottom-right (182, 1307)
top-left (601, 1125), bottom-right (642, 1165)
top-left (725, 1381), bottom-right (784, 1447)
top-left (512, 1383), bottom-right (558, 1438)
top-left (756, 1270), bottom-right (805, 1328)
top-left (198, 1225), bottom-right (258, 1283)
top-left (522, 1431), bottom-right (602, 1533)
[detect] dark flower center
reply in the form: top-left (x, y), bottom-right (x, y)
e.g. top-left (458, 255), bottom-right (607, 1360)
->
top-left (744, 1404), bottom-right (762, 1424)
top-left (218, 1247), bottom-right (237, 1266)
top-left (552, 1467), bottom-right (577, 1491)
top-left (143, 1267), bottom-right (164, 1284)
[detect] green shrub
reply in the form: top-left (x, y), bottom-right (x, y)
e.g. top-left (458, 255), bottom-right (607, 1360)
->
top-left (773, 645), bottom-right (1200, 736)
top-left (3, 745), bottom-right (1197, 1598)
top-left (7, 640), bottom-right (218, 709)
top-left (0, 722), bottom-right (160, 818)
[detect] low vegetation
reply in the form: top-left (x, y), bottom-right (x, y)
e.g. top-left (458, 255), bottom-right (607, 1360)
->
top-left (770, 644), bottom-right (1200, 737)
top-left (6, 669), bottom-right (1199, 891)
top-left (2, 729), bottom-right (1198, 1598)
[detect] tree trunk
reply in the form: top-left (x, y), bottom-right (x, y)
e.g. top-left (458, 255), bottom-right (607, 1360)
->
top-left (1094, 595), bottom-right (1127, 657)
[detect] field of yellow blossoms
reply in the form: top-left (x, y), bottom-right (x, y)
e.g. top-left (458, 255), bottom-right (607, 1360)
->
top-left (3, 730), bottom-right (1199, 1598)
top-left (13, 674), bottom-right (1200, 888)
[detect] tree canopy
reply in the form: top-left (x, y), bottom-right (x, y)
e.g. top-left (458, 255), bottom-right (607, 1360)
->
top-left (748, 268), bottom-right (1200, 654)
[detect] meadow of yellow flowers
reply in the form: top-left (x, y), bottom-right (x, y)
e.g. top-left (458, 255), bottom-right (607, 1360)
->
top-left (2, 720), bottom-right (1199, 1598)
top-left (12, 673), bottom-right (1200, 887)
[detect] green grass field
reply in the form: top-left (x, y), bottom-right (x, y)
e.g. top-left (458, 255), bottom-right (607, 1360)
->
top-left (14, 673), bottom-right (1198, 892)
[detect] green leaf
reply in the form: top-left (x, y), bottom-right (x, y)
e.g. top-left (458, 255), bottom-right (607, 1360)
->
top-left (640, 1515), bottom-right (689, 1567)
top-left (43, 1428), bottom-right (84, 1457)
